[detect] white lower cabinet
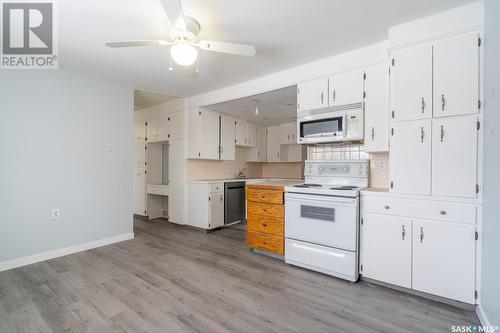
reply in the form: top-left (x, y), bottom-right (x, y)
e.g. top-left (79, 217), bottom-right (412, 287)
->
top-left (134, 168), bottom-right (146, 216)
top-left (187, 182), bottom-right (224, 229)
top-left (361, 214), bottom-right (411, 288)
top-left (412, 219), bottom-right (476, 304)
top-left (361, 194), bottom-right (477, 304)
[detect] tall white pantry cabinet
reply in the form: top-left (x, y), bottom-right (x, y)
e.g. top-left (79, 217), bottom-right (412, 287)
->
top-left (361, 31), bottom-right (482, 305)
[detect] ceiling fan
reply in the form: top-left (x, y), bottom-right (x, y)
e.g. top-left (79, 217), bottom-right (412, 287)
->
top-left (105, 0), bottom-right (257, 77)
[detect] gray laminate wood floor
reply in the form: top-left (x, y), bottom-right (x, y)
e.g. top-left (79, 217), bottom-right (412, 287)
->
top-left (0, 218), bottom-right (479, 333)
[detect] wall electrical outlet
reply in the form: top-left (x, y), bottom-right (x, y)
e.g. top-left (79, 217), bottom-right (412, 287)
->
top-left (51, 209), bottom-right (60, 221)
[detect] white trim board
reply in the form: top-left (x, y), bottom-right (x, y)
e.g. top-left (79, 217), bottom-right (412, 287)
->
top-left (476, 305), bottom-right (491, 327)
top-left (0, 233), bottom-right (134, 272)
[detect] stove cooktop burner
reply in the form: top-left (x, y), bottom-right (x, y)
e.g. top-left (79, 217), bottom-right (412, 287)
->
top-left (329, 185), bottom-right (359, 190)
top-left (293, 183), bottom-right (323, 188)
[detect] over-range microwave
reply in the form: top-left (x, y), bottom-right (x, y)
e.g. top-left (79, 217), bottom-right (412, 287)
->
top-left (297, 104), bottom-right (364, 144)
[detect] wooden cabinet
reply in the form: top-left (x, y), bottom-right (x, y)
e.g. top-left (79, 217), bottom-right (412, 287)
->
top-left (297, 77), bottom-right (329, 111)
top-left (390, 120), bottom-right (432, 195)
top-left (266, 125), bottom-right (281, 162)
top-left (433, 33), bottom-right (479, 118)
top-left (412, 219), bottom-right (476, 304)
top-left (187, 108), bottom-right (220, 160)
top-left (328, 69), bottom-right (364, 106)
top-left (246, 184), bottom-right (285, 256)
top-left (364, 64), bottom-right (389, 152)
top-left (220, 114), bottom-right (236, 161)
top-left (134, 120), bottom-right (146, 143)
top-left (360, 214), bottom-right (411, 288)
top-left (390, 44), bottom-right (433, 121)
top-left (432, 115), bottom-right (478, 198)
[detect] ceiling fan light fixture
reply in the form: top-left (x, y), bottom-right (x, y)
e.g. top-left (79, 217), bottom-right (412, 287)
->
top-left (170, 42), bottom-right (198, 66)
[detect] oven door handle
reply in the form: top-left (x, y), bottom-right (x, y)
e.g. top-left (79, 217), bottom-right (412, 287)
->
top-left (285, 193), bottom-right (357, 205)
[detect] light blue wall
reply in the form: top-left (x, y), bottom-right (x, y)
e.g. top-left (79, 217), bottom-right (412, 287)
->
top-left (0, 69), bottom-right (134, 264)
top-left (481, 0), bottom-right (500, 326)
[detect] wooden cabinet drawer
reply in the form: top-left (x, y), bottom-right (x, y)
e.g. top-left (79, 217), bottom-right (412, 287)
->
top-left (247, 215), bottom-right (284, 236)
top-left (247, 231), bottom-right (284, 255)
top-left (247, 188), bottom-right (283, 204)
top-left (247, 202), bottom-right (284, 218)
top-left (361, 196), bottom-right (477, 225)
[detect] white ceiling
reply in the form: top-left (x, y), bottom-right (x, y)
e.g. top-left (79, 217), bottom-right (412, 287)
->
top-left (134, 90), bottom-right (178, 110)
top-left (59, 0), bottom-right (475, 97)
top-left (206, 86), bottom-right (297, 126)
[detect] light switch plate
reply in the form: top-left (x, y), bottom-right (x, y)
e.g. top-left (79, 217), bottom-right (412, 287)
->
top-left (51, 209), bottom-right (60, 220)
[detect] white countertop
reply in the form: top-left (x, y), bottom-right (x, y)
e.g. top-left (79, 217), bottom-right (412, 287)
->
top-left (186, 178), bottom-right (303, 184)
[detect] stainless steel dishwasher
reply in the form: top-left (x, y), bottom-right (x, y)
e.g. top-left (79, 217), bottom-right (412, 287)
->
top-left (224, 181), bottom-right (246, 225)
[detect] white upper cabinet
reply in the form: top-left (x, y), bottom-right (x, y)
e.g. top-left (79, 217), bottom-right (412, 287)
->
top-left (246, 125), bottom-right (267, 162)
top-left (280, 122), bottom-right (297, 144)
top-left (412, 220), bottom-right (476, 304)
top-left (390, 120), bottom-right (432, 195)
top-left (235, 119), bottom-right (247, 146)
top-left (247, 122), bottom-right (257, 147)
top-left (134, 121), bottom-right (146, 144)
top-left (297, 77), bottom-right (329, 112)
top-left (187, 108), bottom-right (219, 160)
top-left (235, 119), bottom-right (257, 147)
top-left (390, 44), bottom-right (433, 121)
top-left (432, 115), bottom-right (478, 198)
top-left (147, 115), bottom-right (169, 142)
top-left (433, 33), bottom-right (479, 118)
top-left (266, 125), bottom-right (281, 162)
top-left (220, 114), bottom-right (236, 161)
top-left (167, 111), bottom-right (185, 140)
top-left (328, 70), bottom-right (364, 106)
top-left (364, 64), bottom-right (389, 152)
top-left (360, 214), bottom-right (412, 289)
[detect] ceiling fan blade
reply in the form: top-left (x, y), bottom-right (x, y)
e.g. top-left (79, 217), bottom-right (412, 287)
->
top-left (160, 0), bottom-right (187, 31)
top-left (105, 40), bottom-right (172, 48)
top-left (197, 40), bottom-right (256, 57)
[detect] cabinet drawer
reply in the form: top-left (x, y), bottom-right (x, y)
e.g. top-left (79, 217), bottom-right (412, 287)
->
top-left (147, 185), bottom-right (169, 196)
top-left (361, 196), bottom-right (476, 225)
top-left (247, 202), bottom-right (284, 218)
top-left (210, 183), bottom-right (224, 192)
top-left (247, 188), bottom-right (283, 204)
top-left (247, 215), bottom-right (284, 236)
top-left (247, 231), bottom-right (284, 255)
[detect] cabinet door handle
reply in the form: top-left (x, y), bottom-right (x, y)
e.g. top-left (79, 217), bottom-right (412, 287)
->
top-left (440, 210), bottom-right (447, 215)
top-left (401, 225), bottom-right (406, 240)
top-left (384, 205), bottom-right (390, 210)
top-left (371, 127), bottom-right (375, 140)
top-left (420, 227), bottom-right (424, 243)
top-left (441, 94), bottom-right (446, 111)
top-left (332, 89), bottom-right (336, 102)
top-left (421, 97), bottom-right (425, 113)
top-left (262, 223), bottom-right (267, 227)
top-left (420, 127), bottom-right (425, 143)
top-left (321, 92), bottom-right (324, 104)
top-left (440, 125), bottom-right (444, 142)
top-left (288, 134), bottom-right (290, 141)
top-left (220, 194), bottom-right (223, 203)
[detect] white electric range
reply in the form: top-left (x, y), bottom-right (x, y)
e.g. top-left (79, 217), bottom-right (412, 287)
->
top-left (284, 160), bottom-right (369, 282)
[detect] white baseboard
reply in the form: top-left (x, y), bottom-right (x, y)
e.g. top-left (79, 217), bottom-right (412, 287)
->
top-left (476, 305), bottom-right (491, 327)
top-left (0, 233), bottom-right (134, 272)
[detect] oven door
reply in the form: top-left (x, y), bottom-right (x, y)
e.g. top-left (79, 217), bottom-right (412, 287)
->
top-left (285, 192), bottom-right (358, 251)
top-left (298, 112), bottom-right (346, 143)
